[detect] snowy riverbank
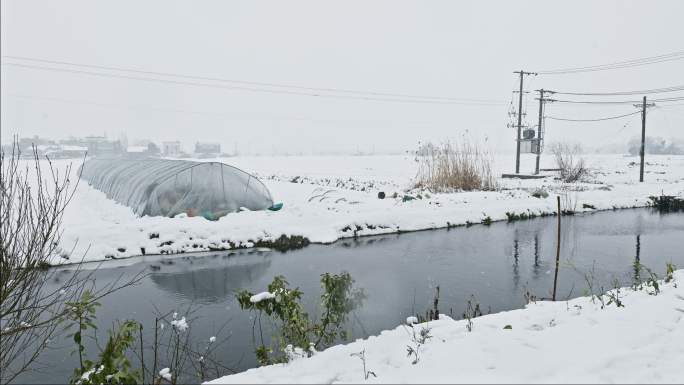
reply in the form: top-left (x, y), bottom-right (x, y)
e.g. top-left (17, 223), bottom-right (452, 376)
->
top-left (207, 269), bottom-right (684, 384)
top-left (45, 153), bottom-right (684, 264)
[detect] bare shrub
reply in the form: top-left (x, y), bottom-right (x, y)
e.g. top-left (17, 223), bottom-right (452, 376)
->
top-left (350, 349), bottom-right (376, 380)
top-left (551, 143), bottom-right (588, 182)
top-left (0, 140), bottom-right (141, 383)
top-left (414, 140), bottom-right (496, 192)
top-left (559, 188), bottom-right (578, 214)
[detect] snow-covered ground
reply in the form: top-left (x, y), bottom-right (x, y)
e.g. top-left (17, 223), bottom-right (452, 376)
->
top-left (43, 153), bottom-right (684, 264)
top-left (207, 270), bottom-right (684, 384)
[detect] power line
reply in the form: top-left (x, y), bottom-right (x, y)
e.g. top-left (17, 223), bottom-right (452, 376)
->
top-left (553, 99), bottom-right (646, 105)
top-left (1, 62), bottom-right (507, 106)
top-left (652, 96), bottom-right (684, 102)
top-left (549, 85), bottom-right (684, 96)
top-left (5, 93), bottom-right (452, 126)
top-left (552, 96), bottom-right (684, 105)
top-left (546, 111), bottom-right (641, 122)
top-left (1, 55), bottom-right (504, 104)
top-left (657, 102), bottom-right (684, 108)
top-left (536, 49), bottom-right (684, 75)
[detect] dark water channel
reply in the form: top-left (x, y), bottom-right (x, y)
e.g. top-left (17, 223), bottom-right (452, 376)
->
top-left (15, 208), bottom-right (684, 384)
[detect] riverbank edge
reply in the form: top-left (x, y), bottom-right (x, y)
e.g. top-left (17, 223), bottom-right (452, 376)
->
top-left (50, 194), bottom-right (669, 267)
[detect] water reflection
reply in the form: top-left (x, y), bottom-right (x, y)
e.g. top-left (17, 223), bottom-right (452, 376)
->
top-left (149, 254), bottom-right (272, 304)
top-left (337, 234), bottom-right (397, 248)
top-left (508, 226), bottom-right (546, 289)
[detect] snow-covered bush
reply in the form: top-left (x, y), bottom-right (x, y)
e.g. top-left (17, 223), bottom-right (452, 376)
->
top-left (551, 143), bottom-right (588, 182)
top-left (414, 139), bottom-right (496, 192)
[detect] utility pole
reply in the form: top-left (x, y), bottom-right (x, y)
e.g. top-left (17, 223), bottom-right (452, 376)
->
top-left (535, 89), bottom-right (545, 174)
top-left (640, 96), bottom-right (646, 182)
top-left (634, 96), bottom-right (655, 182)
top-left (533, 90), bottom-right (556, 175)
top-left (513, 70), bottom-right (537, 174)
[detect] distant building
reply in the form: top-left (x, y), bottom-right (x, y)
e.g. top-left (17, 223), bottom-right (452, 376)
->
top-left (18, 135), bottom-right (56, 154)
top-left (125, 143), bottom-right (161, 159)
top-left (85, 136), bottom-right (123, 157)
top-left (126, 145), bottom-right (148, 154)
top-left (194, 142), bottom-right (221, 157)
top-left (147, 142), bottom-right (160, 155)
top-left (36, 144), bottom-right (61, 155)
top-left (60, 137), bottom-right (88, 147)
top-left (44, 145), bottom-right (88, 159)
top-left (162, 141), bottom-right (182, 157)
top-left (132, 139), bottom-right (152, 147)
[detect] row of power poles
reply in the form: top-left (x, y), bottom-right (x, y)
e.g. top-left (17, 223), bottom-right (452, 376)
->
top-left (512, 70), bottom-right (654, 181)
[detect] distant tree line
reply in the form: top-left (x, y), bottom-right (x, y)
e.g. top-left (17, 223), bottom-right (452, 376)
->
top-left (628, 136), bottom-right (684, 155)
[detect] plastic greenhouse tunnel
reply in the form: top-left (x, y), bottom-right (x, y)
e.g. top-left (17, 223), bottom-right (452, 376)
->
top-left (79, 158), bottom-right (274, 220)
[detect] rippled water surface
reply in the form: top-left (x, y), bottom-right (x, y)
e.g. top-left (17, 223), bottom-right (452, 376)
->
top-left (16, 209), bottom-right (684, 384)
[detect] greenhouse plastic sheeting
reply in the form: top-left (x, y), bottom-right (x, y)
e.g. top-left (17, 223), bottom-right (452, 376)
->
top-left (79, 158), bottom-right (273, 220)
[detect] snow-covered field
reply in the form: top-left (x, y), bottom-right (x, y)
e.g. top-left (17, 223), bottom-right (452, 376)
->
top-left (44, 153), bottom-right (684, 265)
top-left (206, 270), bottom-right (684, 384)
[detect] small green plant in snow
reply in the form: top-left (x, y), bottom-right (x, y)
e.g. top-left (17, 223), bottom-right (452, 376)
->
top-left (236, 272), bottom-right (365, 365)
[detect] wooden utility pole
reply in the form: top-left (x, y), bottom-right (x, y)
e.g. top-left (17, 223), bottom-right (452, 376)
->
top-left (513, 70), bottom-right (536, 174)
top-left (640, 96), bottom-right (647, 182)
top-left (634, 96), bottom-right (655, 182)
top-left (535, 89), bottom-right (545, 174)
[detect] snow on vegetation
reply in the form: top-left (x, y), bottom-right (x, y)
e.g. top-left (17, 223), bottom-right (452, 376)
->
top-left (250, 292), bottom-right (276, 303)
top-left (158, 368), bottom-right (172, 382)
top-left (170, 316), bottom-right (189, 332)
top-left (207, 270), bottom-right (684, 384)
top-left (30, 153), bottom-right (684, 265)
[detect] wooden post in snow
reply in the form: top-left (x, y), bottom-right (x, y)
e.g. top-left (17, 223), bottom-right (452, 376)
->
top-left (552, 196), bottom-right (561, 301)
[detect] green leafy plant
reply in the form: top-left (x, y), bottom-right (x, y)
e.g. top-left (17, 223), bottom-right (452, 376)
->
top-left (665, 262), bottom-right (677, 283)
top-left (65, 291), bottom-right (141, 384)
top-left (632, 260), bottom-right (662, 295)
top-left (65, 291), bottom-right (100, 377)
top-left (73, 321), bottom-right (141, 385)
top-left (236, 272), bottom-right (365, 365)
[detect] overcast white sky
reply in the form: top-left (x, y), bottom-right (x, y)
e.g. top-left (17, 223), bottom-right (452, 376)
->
top-left (2, 0), bottom-right (683, 155)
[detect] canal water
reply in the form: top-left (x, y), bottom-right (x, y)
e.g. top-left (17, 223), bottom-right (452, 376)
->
top-left (14, 208), bottom-right (684, 384)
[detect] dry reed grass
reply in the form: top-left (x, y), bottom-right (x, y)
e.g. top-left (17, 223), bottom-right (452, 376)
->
top-left (414, 140), bottom-right (496, 192)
